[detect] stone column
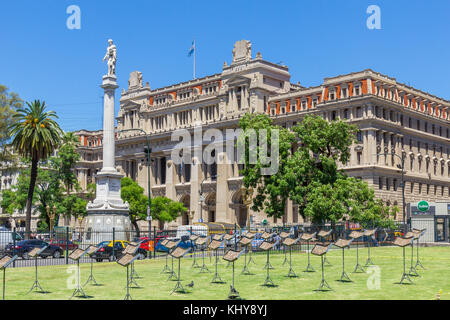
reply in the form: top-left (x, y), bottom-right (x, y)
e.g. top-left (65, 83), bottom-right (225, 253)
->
top-left (215, 151), bottom-right (229, 223)
top-left (101, 75), bottom-right (119, 173)
top-left (190, 153), bottom-right (202, 223)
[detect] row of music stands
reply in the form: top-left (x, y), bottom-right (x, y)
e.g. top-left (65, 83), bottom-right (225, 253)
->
top-left (0, 255), bottom-right (18, 300)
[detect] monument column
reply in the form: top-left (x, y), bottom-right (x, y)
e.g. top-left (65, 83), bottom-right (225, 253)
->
top-left (85, 39), bottom-right (131, 241)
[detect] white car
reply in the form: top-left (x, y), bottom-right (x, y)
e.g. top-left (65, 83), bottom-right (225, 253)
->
top-left (0, 229), bottom-right (23, 251)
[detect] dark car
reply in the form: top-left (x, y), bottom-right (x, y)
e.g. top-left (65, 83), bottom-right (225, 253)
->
top-left (49, 239), bottom-right (79, 251)
top-left (90, 240), bottom-right (147, 262)
top-left (5, 239), bottom-right (64, 259)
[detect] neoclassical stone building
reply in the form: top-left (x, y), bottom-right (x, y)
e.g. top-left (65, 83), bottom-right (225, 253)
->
top-left (74, 40), bottom-right (450, 229)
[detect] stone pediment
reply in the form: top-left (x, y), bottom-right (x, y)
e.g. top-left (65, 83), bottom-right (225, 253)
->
top-left (121, 99), bottom-right (141, 110)
top-left (225, 74), bottom-right (251, 86)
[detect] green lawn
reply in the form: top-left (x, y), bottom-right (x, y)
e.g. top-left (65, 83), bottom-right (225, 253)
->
top-left (3, 246), bottom-right (450, 300)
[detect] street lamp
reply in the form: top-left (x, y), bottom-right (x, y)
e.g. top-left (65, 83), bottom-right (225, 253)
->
top-left (47, 205), bottom-right (56, 240)
top-left (117, 128), bottom-right (152, 258)
top-left (376, 152), bottom-right (407, 232)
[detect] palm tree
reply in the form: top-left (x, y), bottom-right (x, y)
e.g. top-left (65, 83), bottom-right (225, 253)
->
top-left (8, 100), bottom-right (62, 237)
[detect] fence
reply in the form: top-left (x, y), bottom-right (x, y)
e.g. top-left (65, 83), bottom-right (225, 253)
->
top-left (0, 222), bottom-right (407, 269)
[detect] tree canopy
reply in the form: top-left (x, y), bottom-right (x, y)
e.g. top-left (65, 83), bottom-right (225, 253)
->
top-left (238, 113), bottom-right (396, 227)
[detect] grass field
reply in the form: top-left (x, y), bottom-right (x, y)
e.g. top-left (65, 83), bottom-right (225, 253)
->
top-left (3, 246), bottom-right (450, 300)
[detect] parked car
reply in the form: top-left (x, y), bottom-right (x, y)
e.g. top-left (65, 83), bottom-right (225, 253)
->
top-left (90, 240), bottom-right (147, 262)
top-left (0, 229), bottom-right (23, 251)
top-left (5, 239), bottom-right (64, 259)
top-left (49, 239), bottom-right (79, 251)
top-left (133, 233), bottom-right (168, 252)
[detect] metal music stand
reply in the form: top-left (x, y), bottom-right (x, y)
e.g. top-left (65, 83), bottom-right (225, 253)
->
top-left (283, 237), bottom-right (300, 278)
top-left (404, 232), bottom-right (419, 277)
top-left (311, 243), bottom-right (334, 291)
top-left (189, 235), bottom-right (200, 268)
top-left (223, 234), bottom-right (235, 268)
top-left (393, 236), bottom-right (414, 284)
top-left (259, 241), bottom-right (277, 287)
top-left (195, 236), bottom-right (210, 273)
top-left (84, 245), bottom-right (101, 287)
top-left (317, 230), bottom-right (333, 266)
top-left (334, 238), bottom-right (354, 282)
top-left (160, 239), bottom-right (172, 273)
top-left (165, 240), bottom-right (180, 280)
top-left (239, 236), bottom-right (253, 275)
top-left (300, 232), bottom-right (317, 272)
top-left (349, 231), bottom-right (365, 273)
top-left (279, 232), bottom-right (290, 266)
top-left (69, 248), bottom-right (90, 299)
top-left (209, 239), bottom-right (225, 283)
top-left (413, 228), bottom-right (426, 270)
top-left (363, 229), bottom-right (377, 267)
top-left (1, 255), bottom-right (18, 300)
top-left (117, 253), bottom-right (141, 300)
top-left (244, 232), bottom-right (256, 265)
top-left (123, 241), bottom-right (143, 288)
top-left (26, 246), bottom-right (49, 294)
top-left (222, 249), bottom-right (244, 300)
top-left (211, 234), bottom-right (225, 265)
top-left (169, 247), bottom-right (192, 294)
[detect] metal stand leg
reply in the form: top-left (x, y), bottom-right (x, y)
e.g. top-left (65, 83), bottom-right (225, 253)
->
top-left (248, 247), bottom-right (256, 265)
top-left (211, 250), bottom-right (225, 283)
top-left (415, 239), bottom-right (425, 270)
top-left (286, 247), bottom-right (297, 278)
top-left (263, 250), bottom-right (275, 287)
top-left (27, 257), bottom-right (45, 294)
top-left (282, 246), bottom-right (288, 266)
top-left (409, 242), bottom-right (419, 277)
top-left (365, 239), bottom-right (375, 267)
top-left (128, 262), bottom-right (141, 288)
top-left (304, 241), bottom-right (315, 272)
top-left (70, 260), bottom-right (87, 299)
top-left (2, 269), bottom-right (5, 300)
top-left (130, 261), bottom-right (141, 279)
top-left (162, 253), bottom-right (171, 273)
top-left (228, 261), bottom-right (241, 300)
top-left (84, 260), bottom-right (99, 287)
top-left (339, 248), bottom-right (352, 282)
top-left (171, 259), bottom-right (186, 294)
top-left (315, 256), bottom-right (332, 291)
top-left (199, 248), bottom-right (210, 273)
top-left (124, 265), bottom-right (132, 300)
top-left (192, 247), bottom-right (200, 268)
top-left (167, 256), bottom-right (178, 280)
top-left (353, 241), bottom-right (365, 273)
top-left (263, 249), bottom-right (274, 270)
top-left (241, 247), bottom-right (252, 275)
top-left (399, 247), bottom-right (413, 284)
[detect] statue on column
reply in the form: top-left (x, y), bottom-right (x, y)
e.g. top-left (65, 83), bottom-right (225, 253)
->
top-left (103, 39), bottom-right (117, 76)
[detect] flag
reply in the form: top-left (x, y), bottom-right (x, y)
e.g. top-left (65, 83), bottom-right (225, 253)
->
top-left (187, 40), bottom-right (195, 57)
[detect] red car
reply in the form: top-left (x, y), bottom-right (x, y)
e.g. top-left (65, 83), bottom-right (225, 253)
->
top-left (135, 233), bottom-right (168, 252)
top-left (49, 239), bottom-right (79, 250)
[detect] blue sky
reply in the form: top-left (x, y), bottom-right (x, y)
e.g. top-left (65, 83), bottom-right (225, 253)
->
top-left (1, 0), bottom-right (449, 132)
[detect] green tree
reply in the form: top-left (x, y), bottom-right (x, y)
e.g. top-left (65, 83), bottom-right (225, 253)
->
top-left (8, 100), bottom-right (63, 236)
top-left (121, 177), bottom-right (149, 234)
top-left (238, 113), bottom-right (296, 218)
top-left (151, 196), bottom-right (187, 229)
top-left (0, 85), bottom-right (22, 163)
top-left (239, 113), bottom-right (396, 227)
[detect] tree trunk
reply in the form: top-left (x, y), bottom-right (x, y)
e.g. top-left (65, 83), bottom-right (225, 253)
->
top-left (131, 220), bottom-right (140, 238)
top-left (25, 158), bottom-right (39, 239)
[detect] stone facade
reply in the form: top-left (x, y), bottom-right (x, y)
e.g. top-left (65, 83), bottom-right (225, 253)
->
top-left (74, 40), bottom-right (450, 229)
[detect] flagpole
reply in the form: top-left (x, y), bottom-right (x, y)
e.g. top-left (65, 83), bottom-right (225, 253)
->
top-left (193, 39), bottom-right (196, 80)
